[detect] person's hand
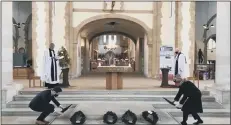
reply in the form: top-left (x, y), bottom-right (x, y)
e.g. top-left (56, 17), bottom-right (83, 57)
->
top-left (53, 109), bottom-right (63, 116)
top-left (175, 103), bottom-right (183, 109)
top-left (59, 105), bottom-right (64, 110)
top-left (173, 101), bottom-right (178, 105)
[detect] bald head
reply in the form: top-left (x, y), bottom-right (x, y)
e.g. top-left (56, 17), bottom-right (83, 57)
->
top-left (175, 48), bottom-right (180, 53)
top-left (49, 43), bottom-right (55, 50)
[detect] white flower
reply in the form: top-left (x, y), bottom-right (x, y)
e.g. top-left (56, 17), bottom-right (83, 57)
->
top-left (148, 111), bottom-right (153, 114)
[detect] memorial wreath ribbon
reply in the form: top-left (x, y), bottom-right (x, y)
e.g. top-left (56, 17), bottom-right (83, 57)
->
top-left (142, 111), bottom-right (159, 125)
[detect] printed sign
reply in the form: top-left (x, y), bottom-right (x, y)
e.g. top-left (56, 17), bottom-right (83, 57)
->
top-left (159, 46), bottom-right (174, 75)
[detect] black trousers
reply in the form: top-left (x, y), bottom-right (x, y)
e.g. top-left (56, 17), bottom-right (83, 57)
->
top-left (198, 57), bottom-right (203, 64)
top-left (35, 104), bottom-right (55, 121)
top-left (183, 111), bottom-right (201, 122)
top-left (45, 83), bottom-right (59, 89)
top-left (62, 68), bottom-right (70, 87)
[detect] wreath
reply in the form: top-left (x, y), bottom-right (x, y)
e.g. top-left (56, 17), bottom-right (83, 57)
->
top-left (103, 111), bottom-right (118, 124)
top-left (70, 111), bottom-right (86, 125)
top-left (121, 110), bottom-right (137, 125)
top-left (142, 111), bottom-right (159, 125)
top-left (57, 46), bottom-right (71, 68)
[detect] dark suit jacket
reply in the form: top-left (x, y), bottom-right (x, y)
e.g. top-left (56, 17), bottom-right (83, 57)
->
top-left (174, 81), bottom-right (203, 113)
top-left (29, 90), bottom-right (60, 111)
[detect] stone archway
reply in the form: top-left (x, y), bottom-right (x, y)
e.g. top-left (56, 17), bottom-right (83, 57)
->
top-left (71, 14), bottom-right (153, 77)
top-left (203, 14), bottom-right (217, 63)
top-left (74, 14), bottom-right (152, 42)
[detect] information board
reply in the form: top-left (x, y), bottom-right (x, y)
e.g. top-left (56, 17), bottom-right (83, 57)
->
top-left (159, 46), bottom-right (174, 75)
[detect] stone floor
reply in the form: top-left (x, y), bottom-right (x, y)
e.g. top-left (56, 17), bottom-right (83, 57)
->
top-left (2, 75), bottom-right (229, 124)
top-left (16, 74), bottom-right (213, 90)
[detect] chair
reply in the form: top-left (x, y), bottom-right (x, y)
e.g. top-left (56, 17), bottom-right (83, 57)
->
top-left (28, 68), bottom-right (42, 88)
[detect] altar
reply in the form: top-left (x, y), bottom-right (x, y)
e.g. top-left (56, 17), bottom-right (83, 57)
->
top-left (97, 66), bottom-right (133, 90)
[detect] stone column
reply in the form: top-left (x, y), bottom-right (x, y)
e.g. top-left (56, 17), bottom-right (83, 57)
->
top-left (135, 38), bottom-right (140, 72)
top-left (84, 38), bottom-right (90, 73)
top-left (32, 2), bottom-right (50, 76)
top-left (210, 2), bottom-right (230, 107)
top-left (152, 2), bottom-right (162, 78)
top-left (2, 2), bottom-right (13, 88)
top-left (52, 2), bottom-right (70, 51)
top-left (1, 2), bottom-right (23, 108)
top-left (175, 2), bottom-right (195, 77)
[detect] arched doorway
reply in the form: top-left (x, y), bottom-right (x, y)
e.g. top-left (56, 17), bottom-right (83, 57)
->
top-left (89, 34), bottom-right (137, 72)
top-left (205, 34), bottom-right (216, 62)
top-left (206, 35), bottom-right (216, 61)
top-left (72, 14), bottom-right (152, 77)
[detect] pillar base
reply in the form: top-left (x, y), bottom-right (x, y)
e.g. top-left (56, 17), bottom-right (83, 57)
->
top-left (205, 85), bottom-right (230, 109)
top-left (1, 83), bottom-right (23, 108)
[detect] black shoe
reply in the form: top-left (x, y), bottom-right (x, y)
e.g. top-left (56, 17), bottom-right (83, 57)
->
top-left (181, 121), bottom-right (187, 125)
top-left (193, 119), bottom-right (203, 125)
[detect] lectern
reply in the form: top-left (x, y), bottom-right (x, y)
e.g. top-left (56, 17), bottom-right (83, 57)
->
top-left (160, 68), bottom-right (171, 87)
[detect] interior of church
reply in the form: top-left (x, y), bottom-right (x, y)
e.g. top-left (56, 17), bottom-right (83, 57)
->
top-left (1, 2), bottom-right (230, 124)
top-left (12, 1), bottom-right (217, 81)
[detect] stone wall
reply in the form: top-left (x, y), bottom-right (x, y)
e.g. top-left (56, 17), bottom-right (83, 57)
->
top-left (31, 2), bottom-right (196, 78)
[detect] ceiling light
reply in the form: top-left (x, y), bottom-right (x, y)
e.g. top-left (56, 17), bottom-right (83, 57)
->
top-left (210, 24), bottom-right (214, 28)
top-left (203, 24), bottom-right (208, 29)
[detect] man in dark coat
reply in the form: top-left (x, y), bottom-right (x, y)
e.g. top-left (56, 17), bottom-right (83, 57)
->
top-left (173, 81), bottom-right (203, 125)
top-left (198, 49), bottom-right (204, 64)
top-left (29, 87), bottom-right (64, 125)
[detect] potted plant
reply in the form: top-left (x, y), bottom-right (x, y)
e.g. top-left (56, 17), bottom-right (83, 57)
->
top-left (57, 46), bottom-right (71, 87)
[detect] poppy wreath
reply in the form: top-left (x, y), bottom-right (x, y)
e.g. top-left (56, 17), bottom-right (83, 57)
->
top-left (103, 111), bottom-right (118, 124)
top-left (121, 110), bottom-right (137, 125)
top-left (70, 111), bottom-right (86, 125)
top-left (142, 111), bottom-right (159, 125)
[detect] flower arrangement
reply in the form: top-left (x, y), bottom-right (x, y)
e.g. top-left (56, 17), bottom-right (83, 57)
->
top-left (57, 46), bottom-right (71, 68)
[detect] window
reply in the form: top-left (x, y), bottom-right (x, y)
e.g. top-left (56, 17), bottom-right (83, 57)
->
top-left (208, 38), bottom-right (216, 50)
top-left (103, 35), bottom-right (107, 43)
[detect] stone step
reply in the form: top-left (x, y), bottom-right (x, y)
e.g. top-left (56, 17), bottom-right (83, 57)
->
top-left (163, 109), bottom-right (230, 117)
top-left (18, 90), bottom-right (210, 96)
top-left (3, 116), bottom-right (230, 124)
top-left (2, 116), bottom-right (178, 124)
top-left (2, 108), bottom-right (229, 117)
top-left (13, 95), bottom-right (216, 102)
top-left (6, 101), bottom-right (223, 109)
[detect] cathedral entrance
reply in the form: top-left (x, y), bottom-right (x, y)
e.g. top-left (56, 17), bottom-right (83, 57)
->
top-left (72, 14), bottom-right (152, 78)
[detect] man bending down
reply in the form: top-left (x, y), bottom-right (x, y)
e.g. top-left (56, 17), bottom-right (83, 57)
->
top-left (29, 87), bottom-right (64, 125)
top-left (173, 81), bottom-right (203, 125)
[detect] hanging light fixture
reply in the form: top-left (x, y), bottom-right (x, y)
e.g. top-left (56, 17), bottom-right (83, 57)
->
top-left (210, 24), bottom-right (214, 28)
top-left (203, 24), bottom-right (208, 29)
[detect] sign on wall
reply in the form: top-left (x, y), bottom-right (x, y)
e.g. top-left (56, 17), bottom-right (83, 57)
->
top-left (159, 45), bottom-right (174, 74)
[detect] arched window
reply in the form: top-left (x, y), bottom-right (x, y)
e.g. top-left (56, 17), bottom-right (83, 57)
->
top-left (207, 38), bottom-right (216, 50)
top-left (103, 35), bottom-right (107, 43)
top-left (108, 35), bottom-right (117, 45)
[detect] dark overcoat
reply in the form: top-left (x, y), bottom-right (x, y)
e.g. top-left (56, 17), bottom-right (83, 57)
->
top-left (29, 90), bottom-right (60, 111)
top-left (174, 81), bottom-right (203, 113)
